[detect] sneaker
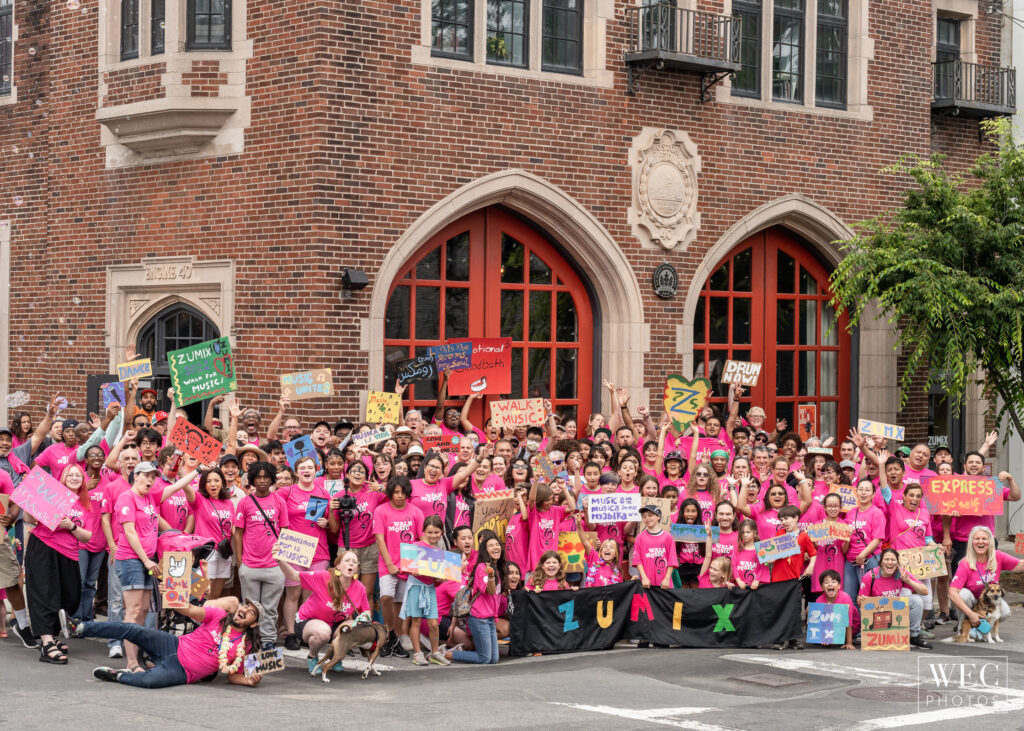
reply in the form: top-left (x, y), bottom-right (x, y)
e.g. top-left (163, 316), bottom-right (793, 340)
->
top-left (109, 645), bottom-right (124, 659)
top-left (922, 617), bottom-right (936, 630)
top-left (65, 614), bottom-right (84, 639)
top-left (770, 642), bottom-right (786, 650)
top-left (412, 651), bottom-right (429, 666)
top-left (444, 643), bottom-right (463, 654)
top-left (391, 640), bottom-right (410, 659)
top-left (284, 634), bottom-right (300, 651)
top-left (9, 619), bottom-right (38, 649)
top-left (399, 634), bottom-right (414, 652)
top-left (93, 666), bottom-right (125, 683)
top-left (380, 637), bottom-right (394, 657)
top-left (261, 641), bottom-right (276, 652)
top-left (58, 609), bottom-right (71, 639)
top-left (789, 640), bottom-right (804, 650)
top-left (429, 651), bottom-right (451, 666)
top-left (910, 635), bottom-right (933, 650)
top-left (935, 612), bottom-right (951, 625)
top-left (306, 657), bottom-right (318, 674)
top-left (918, 628), bottom-right (935, 639)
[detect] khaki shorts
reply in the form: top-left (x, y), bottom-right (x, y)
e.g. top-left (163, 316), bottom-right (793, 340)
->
top-left (350, 543), bottom-right (380, 575)
top-left (0, 540), bottom-right (21, 589)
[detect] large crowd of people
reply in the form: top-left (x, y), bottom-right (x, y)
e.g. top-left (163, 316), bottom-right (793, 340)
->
top-left (2, 367), bottom-right (1023, 689)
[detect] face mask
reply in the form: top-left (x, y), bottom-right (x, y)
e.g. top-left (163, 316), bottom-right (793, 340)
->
top-left (526, 440), bottom-right (540, 451)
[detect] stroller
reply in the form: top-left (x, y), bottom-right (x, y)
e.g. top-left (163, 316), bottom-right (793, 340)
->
top-left (152, 531), bottom-right (216, 636)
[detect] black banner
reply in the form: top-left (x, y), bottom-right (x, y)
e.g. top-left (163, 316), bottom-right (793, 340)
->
top-left (509, 580), bottom-right (803, 655)
top-left (396, 356), bottom-right (438, 386)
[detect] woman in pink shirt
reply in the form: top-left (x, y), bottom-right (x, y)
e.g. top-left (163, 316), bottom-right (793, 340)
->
top-left (333, 458), bottom-right (386, 603)
top-left (524, 481), bottom-right (575, 575)
top-left (75, 446), bottom-right (110, 622)
top-left (187, 467), bottom-right (235, 599)
top-left (9, 411), bottom-right (31, 448)
top-left (858, 548), bottom-right (932, 649)
top-left (843, 479), bottom-right (886, 599)
top-left (810, 493), bottom-right (848, 593)
top-left (445, 531), bottom-right (505, 665)
top-left (34, 418), bottom-right (82, 478)
top-left (949, 525), bottom-right (1024, 634)
top-left (373, 476), bottom-right (424, 659)
top-left (410, 454), bottom-right (476, 524)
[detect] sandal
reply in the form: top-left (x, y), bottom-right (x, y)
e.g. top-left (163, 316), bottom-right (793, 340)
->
top-left (126, 664), bottom-right (146, 674)
top-left (55, 639), bottom-right (69, 654)
top-left (39, 641), bottom-right (68, 665)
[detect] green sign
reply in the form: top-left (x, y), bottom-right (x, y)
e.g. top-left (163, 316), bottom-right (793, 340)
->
top-left (167, 337), bottom-right (237, 406)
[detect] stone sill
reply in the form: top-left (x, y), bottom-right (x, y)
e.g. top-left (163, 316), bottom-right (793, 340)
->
top-left (97, 99), bottom-right (238, 156)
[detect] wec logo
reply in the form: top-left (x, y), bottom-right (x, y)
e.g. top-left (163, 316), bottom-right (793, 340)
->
top-left (918, 657), bottom-right (1007, 710)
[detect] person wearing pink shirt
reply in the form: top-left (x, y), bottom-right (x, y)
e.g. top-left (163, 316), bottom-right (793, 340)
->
top-left (74, 445), bottom-right (110, 622)
top-left (9, 411), bottom-right (32, 449)
top-left (732, 519), bottom-right (770, 589)
top-left (578, 528), bottom-right (622, 587)
top-left (697, 524), bottom-right (735, 589)
top-left (154, 447), bottom-right (194, 534)
top-left (186, 467), bottom-right (235, 599)
top-left (710, 500), bottom-right (739, 564)
top-left (632, 504), bottom-right (678, 589)
top-left (445, 532), bottom-right (505, 665)
top-left (816, 570), bottom-right (859, 649)
top-left (34, 418), bottom-right (82, 477)
top-left (949, 525), bottom-right (1024, 635)
top-left (410, 453), bottom-right (476, 525)
top-left (332, 458), bottom-right (386, 602)
top-left (524, 481), bottom-right (576, 576)
top-left (810, 493), bottom-right (848, 593)
top-left (943, 453), bottom-right (1021, 575)
top-left (374, 476), bottom-right (423, 659)
top-left (843, 479), bottom-right (886, 598)
top-left (857, 548), bottom-right (932, 649)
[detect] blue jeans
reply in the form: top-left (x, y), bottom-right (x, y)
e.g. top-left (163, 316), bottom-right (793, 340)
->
top-left (80, 621), bottom-right (188, 688)
top-left (452, 615), bottom-right (498, 665)
top-left (77, 549), bottom-right (105, 621)
top-left (106, 561), bottom-right (124, 650)
top-left (844, 555), bottom-right (880, 601)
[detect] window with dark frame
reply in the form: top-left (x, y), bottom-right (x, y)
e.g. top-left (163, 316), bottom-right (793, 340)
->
top-left (772, 0), bottom-right (803, 103)
top-left (542, 0), bottom-right (582, 74)
top-left (732, 0), bottom-right (761, 97)
top-left (815, 0), bottom-right (846, 108)
top-left (487, 0), bottom-right (528, 67)
top-left (151, 0), bottom-right (165, 54)
top-left (187, 0), bottom-right (231, 51)
top-left (120, 0), bottom-right (140, 60)
top-left (0, 0), bottom-right (11, 95)
top-left (935, 17), bottom-right (960, 101)
top-left (432, 0), bottom-right (473, 59)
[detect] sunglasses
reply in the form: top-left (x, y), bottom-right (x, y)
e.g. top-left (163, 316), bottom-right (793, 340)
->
top-left (513, 463), bottom-right (529, 469)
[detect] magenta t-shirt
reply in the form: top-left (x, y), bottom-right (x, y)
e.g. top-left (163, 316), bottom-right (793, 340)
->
top-left (810, 519), bottom-right (848, 592)
top-left (676, 532), bottom-right (703, 565)
top-left (471, 474), bottom-right (505, 497)
top-left (233, 493), bottom-right (289, 569)
top-left (114, 490), bottom-right (161, 560)
top-left (192, 493), bottom-right (235, 542)
top-left (277, 483), bottom-right (331, 563)
top-left (733, 547), bottom-right (770, 585)
top-left (504, 513), bottom-right (529, 574)
top-left (372, 502), bottom-right (423, 577)
top-left (527, 504), bottom-right (567, 572)
top-left (296, 571), bottom-right (370, 624)
top-left (859, 568), bottom-right (914, 597)
top-left (844, 505), bottom-right (886, 562)
top-left (159, 490), bottom-right (193, 533)
top-left (950, 550), bottom-right (1019, 599)
top-left (888, 504), bottom-right (931, 550)
top-left (34, 442), bottom-right (81, 478)
top-left (78, 486), bottom-right (108, 552)
top-left (711, 530), bottom-right (739, 563)
top-left (749, 504), bottom-right (781, 542)
top-left (176, 607), bottom-right (248, 683)
top-left (903, 466), bottom-right (936, 488)
top-left (101, 474), bottom-right (132, 547)
top-left (410, 477), bottom-right (454, 523)
top-left (32, 501), bottom-right (90, 560)
top-left (583, 548), bottom-right (621, 587)
top-left (471, 563), bottom-right (501, 619)
top-left (341, 487), bottom-right (385, 549)
top-left (631, 529), bottom-right (678, 584)
top-left (952, 487), bottom-right (1012, 541)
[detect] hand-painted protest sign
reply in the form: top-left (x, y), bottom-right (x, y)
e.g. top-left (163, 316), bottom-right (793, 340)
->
top-left (897, 544), bottom-right (947, 580)
top-left (160, 551), bottom-right (193, 609)
top-left (670, 524), bottom-right (720, 542)
top-left (922, 475), bottom-right (1002, 516)
top-left (101, 381), bottom-right (126, 408)
top-left (272, 528), bottom-right (318, 568)
top-left (396, 356), bottom-right (438, 386)
top-left (663, 374), bottom-right (712, 434)
top-left (280, 369), bottom-right (334, 401)
top-left (754, 532), bottom-right (801, 565)
top-left (324, 480), bottom-right (346, 498)
top-left (190, 566), bottom-right (210, 600)
top-left (365, 390), bottom-right (401, 423)
top-left (1016, 533), bottom-right (1024, 554)
top-left (860, 596), bottom-right (910, 651)
top-left (399, 543), bottom-right (462, 582)
top-left (427, 342), bottom-right (472, 372)
top-left (244, 648), bottom-right (285, 677)
top-left (806, 602), bottom-right (849, 645)
top-left (283, 435), bottom-right (321, 471)
top-left (720, 360), bottom-right (762, 387)
top-left (351, 427), bottom-right (391, 447)
top-left (168, 417), bottom-right (223, 465)
top-left (10, 468), bottom-right (79, 530)
top-left (806, 521), bottom-right (852, 544)
top-left (423, 434), bottom-right (460, 454)
top-left (857, 418), bottom-right (905, 442)
top-left (447, 338), bottom-right (512, 396)
top-left (558, 532), bottom-right (586, 572)
top-left (167, 337), bottom-right (237, 406)
top-left (472, 490), bottom-right (515, 546)
top-left (828, 483), bottom-right (857, 512)
top-left (797, 403), bottom-right (817, 443)
top-left (117, 358), bottom-right (153, 382)
top-left (304, 496), bottom-right (329, 522)
top-left (647, 497), bottom-right (674, 529)
top-left (535, 453), bottom-right (556, 483)
top-left (588, 493), bottom-right (642, 524)
top-left (489, 398), bottom-right (546, 429)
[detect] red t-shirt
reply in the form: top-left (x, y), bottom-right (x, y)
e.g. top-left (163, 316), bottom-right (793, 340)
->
top-left (770, 530), bottom-right (816, 582)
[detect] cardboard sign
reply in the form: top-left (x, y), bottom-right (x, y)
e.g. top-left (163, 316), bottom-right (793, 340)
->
top-left (587, 493), bottom-right (642, 524)
top-left (10, 467), bottom-right (79, 530)
top-left (244, 648), bottom-right (285, 677)
top-left (427, 342), bottom-right (472, 371)
top-left (396, 356), bottom-right (438, 386)
top-left (168, 417), bottom-right (223, 465)
top-left (669, 524), bottom-right (720, 542)
top-left (754, 532), bottom-right (801, 565)
top-left (101, 381), bottom-right (126, 408)
top-left (160, 551), bottom-right (193, 609)
top-left (922, 475), bottom-right (1002, 517)
top-left (827, 483), bottom-right (857, 512)
top-left (324, 480), bottom-right (346, 498)
top-left (472, 490), bottom-right (516, 546)
top-left (857, 418), bottom-right (905, 442)
top-left (167, 337), bottom-right (237, 406)
top-left (304, 496), bottom-right (329, 522)
top-left (489, 398), bottom-right (546, 429)
top-left (399, 543), bottom-right (462, 582)
top-left (190, 563), bottom-right (210, 600)
top-left (897, 544), bottom-right (947, 580)
top-left (806, 521), bottom-right (852, 544)
top-left (663, 374), bottom-right (712, 434)
top-left (646, 497), bottom-right (674, 529)
top-left (117, 358), bottom-right (153, 382)
top-left (351, 428), bottom-right (391, 447)
top-left (1016, 533), bottom-right (1024, 554)
top-left (720, 360), bottom-right (762, 387)
top-left (558, 531), bottom-right (586, 572)
top-left (365, 391), bottom-right (401, 423)
top-left (423, 434), bottom-right (461, 454)
top-left (806, 602), bottom-right (849, 645)
top-left (535, 453), bottom-right (557, 483)
top-left (447, 338), bottom-right (512, 396)
top-left (280, 369), bottom-right (334, 401)
top-left (272, 528), bottom-right (318, 568)
top-left (797, 403), bottom-right (817, 443)
top-left (860, 596), bottom-right (910, 651)
top-left (283, 435), bottom-right (322, 471)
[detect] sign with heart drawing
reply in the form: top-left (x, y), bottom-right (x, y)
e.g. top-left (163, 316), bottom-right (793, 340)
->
top-left (663, 374), bottom-right (712, 434)
top-left (168, 336), bottom-right (238, 406)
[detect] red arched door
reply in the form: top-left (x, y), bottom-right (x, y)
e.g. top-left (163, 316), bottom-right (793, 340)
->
top-left (385, 207), bottom-right (594, 425)
top-left (693, 227), bottom-right (851, 441)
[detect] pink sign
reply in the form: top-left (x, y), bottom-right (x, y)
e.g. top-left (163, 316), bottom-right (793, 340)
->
top-left (11, 467), bottom-right (79, 530)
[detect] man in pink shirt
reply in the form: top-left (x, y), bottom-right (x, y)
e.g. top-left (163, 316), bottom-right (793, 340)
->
top-left (33, 418), bottom-right (82, 477)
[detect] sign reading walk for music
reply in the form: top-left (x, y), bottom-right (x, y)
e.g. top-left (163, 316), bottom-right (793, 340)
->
top-left (168, 337), bottom-right (237, 406)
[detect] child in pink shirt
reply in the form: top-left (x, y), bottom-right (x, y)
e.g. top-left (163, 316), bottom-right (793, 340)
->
top-left (524, 482), bottom-right (575, 578)
top-left (816, 569), bottom-right (859, 649)
top-left (579, 529), bottom-right (622, 588)
top-left (732, 519), bottom-right (770, 589)
top-left (632, 504), bottom-right (678, 589)
top-left (529, 550), bottom-right (573, 592)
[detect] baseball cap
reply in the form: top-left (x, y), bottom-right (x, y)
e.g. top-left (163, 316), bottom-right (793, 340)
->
top-left (639, 504), bottom-right (663, 518)
top-left (140, 388), bottom-right (157, 398)
top-left (152, 411), bottom-right (168, 423)
top-left (933, 444), bottom-right (952, 455)
top-left (62, 419), bottom-right (80, 431)
top-left (406, 445), bottom-right (425, 457)
top-left (334, 419), bottom-right (355, 432)
top-left (896, 446), bottom-right (911, 457)
top-left (594, 427), bottom-right (612, 440)
top-left (312, 420), bottom-right (331, 433)
top-left (219, 454), bottom-right (240, 466)
top-left (134, 461), bottom-right (159, 474)
top-left (0, 427), bottom-right (13, 437)
top-left (839, 460), bottom-right (857, 470)
top-left (664, 450), bottom-right (683, 463)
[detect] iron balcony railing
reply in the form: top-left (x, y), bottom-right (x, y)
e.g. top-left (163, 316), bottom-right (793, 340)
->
top-left (933, 60), bottom-right (1016, 116)
top-left (625, 3), bottom-right (741, 69)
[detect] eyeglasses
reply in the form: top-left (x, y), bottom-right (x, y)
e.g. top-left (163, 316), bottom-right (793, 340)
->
top-left (513, 463), bottom-right (529, 469)
top-left (694, 472), bottom-right (710, 477)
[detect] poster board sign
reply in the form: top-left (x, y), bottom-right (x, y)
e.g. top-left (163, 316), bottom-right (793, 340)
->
top-left (10, 467), bottom-right (79, 530)
top-left (860, 596), bottom-right (910, 651)
top-left (806, 521), bottom-right (852, 544)
top-left (647, 497), bottom-right (674, 529)
top-left (663, 375), bottom-right (712, 434)
top-left (168, 417), bottom-right (223, 464)
top-left (283, 435), bottom-right (322, 471)
top-left (670, 524), bottom-right (720, 542)
top-left (797, 404), bottom-right (817, 443)
top-left (922, 475), bottom-right (1002, 517)
top-left (423, 434), bottom-right (460, 454)
top-left (720, 360), bottom-right (762, 387)
top-left (558, 531), bottom-right (585, 572)
top-left (472, 490), bottom-right (515, 546)
top-left (272, 528), bottom-right (318, 568)
top-left (857, 418), bottom-right (905, 442)
top-left (365, 391), bottom-right (401, 423)
top-left (897, 544), bottom-right (948, 580)
top-left (399, 543), bottom-right (462, 582)
top-left (244, 648), bottom-right (285, 677)
top-left (101, 382), bottom-right (126, 408)
top-left (587, 493), bottom-right (642, 524)
top-left (304, 496), bottom-right (329, 522)
top-left (351, 428), bottom-right (391, 447)
top-left (160, 551), bottom-right (193, 609)
top-left (396, 356), bottom-right (438, 386)
top-left (754, 532), bottom-right (801, 565)
top-left (447, 338), bottom-right (512, 396)
top-left (167, 337), bottom-right (237, 406)
top-left (827, 483), bottom-right (857, 512)
top-left (535, 453), bottom-right (556, 483)
top-left (117, 358), bottom-right (153, 382)
top-left (489, 398), bottom-right (546, 429)
top-left (806, 602), bottom-right (849, 645)
top-left (1016, 533), bottom-right (1024, 554)
top-left (280, 369), bottom-right (334, 401)
top-left (427, 342), bottom-right (472, 372)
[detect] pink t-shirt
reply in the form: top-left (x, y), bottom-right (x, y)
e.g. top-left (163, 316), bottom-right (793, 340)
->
top-left (410, 477), bottom-right (455, 523)
top-left (951, 487), bottom-right (1012, 541)
top-left (504, 513), bottom-right (529, 573)
top-left (452, 491), bottom-right (471, 529)
top-left (676, 531), bottom-right (703, 566)
top-left (340, 487), bottom-right (385, 549)
top-left (277, 483), bottom-right (331, 563)
top-left (114, 490), bottom-right (161, 560)
top-left (79, 485), bottom-right (108, 552)
top-left (733, 547), bottom-right (770, 585)
top-left (887, 504), bottom-right (931, 550)
top-left (0, 470), bottom-right (13, 496)
top-left (810, 519), bottom-right (848, 593)
top-left (859, 568), bottom-right (914, 597)
top-left (749, 504), bottom-right (782, 542)
top-left (903, 466), bottom-right (936, 488)
top-left (471, 563), bottom-right (502, 619)
top-left (711, 530), bottom-right (739, 563)
top-left (698, 572), bottom-right (727, 589)
top-left (233, 493), bottom-right (289, 569)
top-left (816, 590), bottom-right (860, 634)
top-left (682, 489), bottom-right (717, 525)
top-left (527, 504), bottom-right (567, 572)
top-left (192, 493), bottom-right (235, 543)
top-left (583, 548), bottom-right (621, 587)
top-left (950, 550), bottom-right (1020, 599)
top-left (100, 474), bottom-right (133, 547)
top-left (296, 571), bottom-right (370, 624)
top-left (372, 501), bottom-right (424, 577)
top-left (32, 498), bottom-right (92, 560)
top-left (631, 529), bottom-right (678, 585)
top-left (34, 442), bottom-right (81, 477)
top-left (176, 607), bottom-right (248, 683)
top-left (471, 474), bottom-right (505, 497)
top-left (844, 505), bottom-right (886, 562)
top-left (159, 487), bottom-right (193, 533)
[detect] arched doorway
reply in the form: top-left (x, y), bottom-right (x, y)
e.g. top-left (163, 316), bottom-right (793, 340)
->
top-left (692, 227), bottom-right (850, 441)
top-left (137, 304), bottom-right (220, 423)
top-left (384, 207), bottom-right (595, 425)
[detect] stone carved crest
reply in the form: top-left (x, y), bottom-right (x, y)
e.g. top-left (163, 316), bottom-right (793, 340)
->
top-left (629, 128), bottom-right (701, 250)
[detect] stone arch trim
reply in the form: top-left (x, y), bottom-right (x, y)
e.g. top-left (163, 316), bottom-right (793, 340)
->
top-left (365, 169), bottom-right (649, 412)
top-left (127, 295), bottom-right (222, 348)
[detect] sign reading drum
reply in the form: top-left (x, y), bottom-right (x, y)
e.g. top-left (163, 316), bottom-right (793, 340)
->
top-left (167, 337), bottom-right (237, 406)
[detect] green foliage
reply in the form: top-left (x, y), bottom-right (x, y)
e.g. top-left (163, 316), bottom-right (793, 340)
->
top-left (830, 119), bottom-right (1024, 436)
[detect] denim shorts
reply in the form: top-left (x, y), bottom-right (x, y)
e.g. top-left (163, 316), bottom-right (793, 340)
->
top-left (115, 557), bottom-right (154, 591)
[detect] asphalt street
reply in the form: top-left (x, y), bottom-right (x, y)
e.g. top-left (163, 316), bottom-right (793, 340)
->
top-left (3, 614), bottom-right (1024, 730)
